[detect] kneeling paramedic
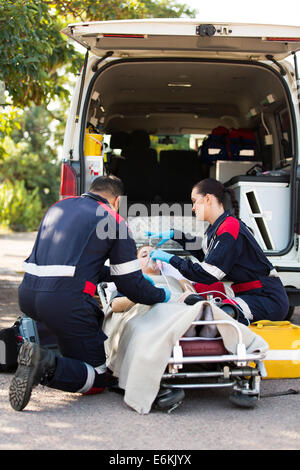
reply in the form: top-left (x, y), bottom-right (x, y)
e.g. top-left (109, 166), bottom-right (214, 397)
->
top-left (9, 176), bottom-right (171, 411)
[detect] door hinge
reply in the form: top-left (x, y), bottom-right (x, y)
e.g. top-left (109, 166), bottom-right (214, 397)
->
top-left (266, 55), bottom-right (287, 76)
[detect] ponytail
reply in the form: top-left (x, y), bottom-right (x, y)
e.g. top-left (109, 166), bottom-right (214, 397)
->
top-left (193, 178), bottom-right (239, 218)
top-left (224, 187), bottom-right (239, 218)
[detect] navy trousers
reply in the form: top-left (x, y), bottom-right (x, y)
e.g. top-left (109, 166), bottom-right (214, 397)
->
top-left (18, 286), bottom-right (107, 393)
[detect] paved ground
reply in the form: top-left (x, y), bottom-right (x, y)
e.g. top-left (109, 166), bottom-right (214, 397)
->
top-left (0, 231), bottom-right (300, 451)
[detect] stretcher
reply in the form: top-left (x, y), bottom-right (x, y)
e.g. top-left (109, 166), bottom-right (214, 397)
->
top-left (163, 319), bottom-right (266, 410)
top-left (98, 283), bottom-right (267, 410)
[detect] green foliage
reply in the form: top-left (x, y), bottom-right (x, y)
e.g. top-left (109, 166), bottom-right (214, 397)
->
top-left (0, 0), bottom-right (196, 231)
top-left (0, 134), bottom-right (60, 209)
top-left (46, 0), bottom-right (196, 22)
top-left (0, 0), bottom-right (195, 108)
top-left (151, 134), bottom-right (191, 157)
top-left (47, 0), bottom-right (147, 21)
top-left (0, 104), bottom-right (62, 208)
top-left (0, 0), bottom-right (82, 107)
top-left (142, 0), bottom-right (196, 18)
top-left (0, 179), bottom-right (43, 231)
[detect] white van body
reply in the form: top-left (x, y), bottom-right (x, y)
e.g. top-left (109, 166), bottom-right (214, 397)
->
top-left (60, 19), bottom-right (300, 317)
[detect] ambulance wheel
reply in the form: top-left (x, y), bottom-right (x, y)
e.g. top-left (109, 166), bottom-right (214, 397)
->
top-left (229, 391), bottom-right (258, 409)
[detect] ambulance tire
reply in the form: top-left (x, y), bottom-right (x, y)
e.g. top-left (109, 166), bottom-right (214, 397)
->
top-left (229, 391), bottom-right (258, 409)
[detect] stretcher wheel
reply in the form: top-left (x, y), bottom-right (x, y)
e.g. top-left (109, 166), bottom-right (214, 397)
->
top-left (229, 391), bottom-right (259, 409)
top-left (154, 387), bottom-right (185, 411)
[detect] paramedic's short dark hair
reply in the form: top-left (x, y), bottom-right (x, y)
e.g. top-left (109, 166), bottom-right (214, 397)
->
top-left (90, 176), bottom-right (124, 197)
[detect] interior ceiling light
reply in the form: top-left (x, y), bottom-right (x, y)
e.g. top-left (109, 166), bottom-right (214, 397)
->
top-left (120, 88), bottom-right (136, 94)
top-left (168, 82), bottom-right (192, 87)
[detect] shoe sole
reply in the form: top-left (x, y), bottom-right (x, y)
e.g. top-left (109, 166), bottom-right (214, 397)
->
top-left (9, 342), bottom-right (40, 411)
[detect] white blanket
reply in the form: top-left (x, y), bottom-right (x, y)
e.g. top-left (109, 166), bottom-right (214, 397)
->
top-left (103, 275), bottom-right (269, 414)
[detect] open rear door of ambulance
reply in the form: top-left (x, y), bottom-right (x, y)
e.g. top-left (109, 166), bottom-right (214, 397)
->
top-left (62, 18), bottom-right (300, 61)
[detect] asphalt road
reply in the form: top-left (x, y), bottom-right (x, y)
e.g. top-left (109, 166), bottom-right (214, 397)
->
top-left (0, 232), bottom-right (300, 451)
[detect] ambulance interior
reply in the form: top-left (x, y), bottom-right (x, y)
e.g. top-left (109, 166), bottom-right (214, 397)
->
top-left (85, 60), bottom-right (295, 253)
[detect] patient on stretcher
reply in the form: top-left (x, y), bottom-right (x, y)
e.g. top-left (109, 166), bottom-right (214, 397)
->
top-left (110, 244), bottom-right (196, 313)
top-left (102, 246), bottom-right (269, 414)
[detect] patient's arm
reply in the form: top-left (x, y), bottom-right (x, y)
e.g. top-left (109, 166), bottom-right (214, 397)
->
top-left (177, 279), bottom-right (195, 292)
top-left (111, 296), bottom-right (136, 313)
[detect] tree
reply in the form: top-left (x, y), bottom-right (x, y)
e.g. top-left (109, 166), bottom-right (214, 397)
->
top-left (142, 0), bottom-right (196, 18)
top-left (0, 0), bottom-right (196, 108)
top-left (48, 0), bottom-right (196, 22)
top-left (0, 0), bottom-right (196, 230)
top-left (0, 0), bottom-right (82, 108)
top-left (2, 104), bottom-right (63, 208)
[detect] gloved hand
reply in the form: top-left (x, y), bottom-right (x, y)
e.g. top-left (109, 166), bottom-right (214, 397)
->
top-left (143, 273), bottom-right (155, 285)
top-left (161, 286), bottom-right (171, 303)
top-left (144, 229), bottom-right (174, 247)
top-left (150, 249), bottom-right (173, 264)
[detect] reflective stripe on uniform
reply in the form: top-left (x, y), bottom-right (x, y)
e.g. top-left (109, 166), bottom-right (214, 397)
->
top-left (23, 262), bottom-right (76, 277)
top-left (110, 259), bottom-right (140, 276)
top-left (94, 363), bottom-right (107, 374)
top-left (200, 261), bottom-right (226, 280)
top-left (76, 363), bottom-right (95, 393)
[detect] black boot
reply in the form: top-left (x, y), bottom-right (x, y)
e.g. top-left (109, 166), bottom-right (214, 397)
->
top-left (9, 342), bottom-right (57, 411)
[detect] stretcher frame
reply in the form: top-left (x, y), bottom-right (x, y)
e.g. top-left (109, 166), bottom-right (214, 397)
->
top-left (163, 319), bottom-right (266, 408)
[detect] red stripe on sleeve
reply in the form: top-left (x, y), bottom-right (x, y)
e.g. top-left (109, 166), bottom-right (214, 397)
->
top-left (97, 201), bottom-right (128, 227)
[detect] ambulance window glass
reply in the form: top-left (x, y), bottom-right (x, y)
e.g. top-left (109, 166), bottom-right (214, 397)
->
top-left (151, 135), bottom-right (191, 161)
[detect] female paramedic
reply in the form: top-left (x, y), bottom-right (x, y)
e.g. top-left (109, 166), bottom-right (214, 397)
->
top-left (148, 178), bottom-right (289, 325)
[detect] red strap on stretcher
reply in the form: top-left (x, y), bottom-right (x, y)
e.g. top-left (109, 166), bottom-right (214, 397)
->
top-left (83, 281), bottom-right (97, 296)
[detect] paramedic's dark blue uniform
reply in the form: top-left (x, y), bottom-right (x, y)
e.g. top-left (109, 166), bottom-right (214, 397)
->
top-left (170, 211), bottom-right (289, 324)
top-left (18, 193), bottom-right (165, 394)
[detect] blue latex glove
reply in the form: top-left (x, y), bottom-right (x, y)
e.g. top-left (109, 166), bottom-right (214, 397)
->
top-left (143, 273), bottom-right (155, 285)
top-left (161, 286), bottom-right (171, 303)
top-left (144, 229), bottom-right (174, 247)
top-left (150, 249), bottom-right (173, 264)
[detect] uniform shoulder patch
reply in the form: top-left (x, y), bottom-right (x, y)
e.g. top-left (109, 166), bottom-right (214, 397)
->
top-left (216, 216), bottom-right (239, 240)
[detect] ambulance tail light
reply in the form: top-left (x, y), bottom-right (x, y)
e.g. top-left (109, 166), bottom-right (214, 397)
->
top-left (59, 162), bottom-right (77, 199)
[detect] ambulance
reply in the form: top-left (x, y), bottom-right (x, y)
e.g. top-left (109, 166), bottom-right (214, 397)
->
top-left (60, 19), bottom-right (300, 319)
